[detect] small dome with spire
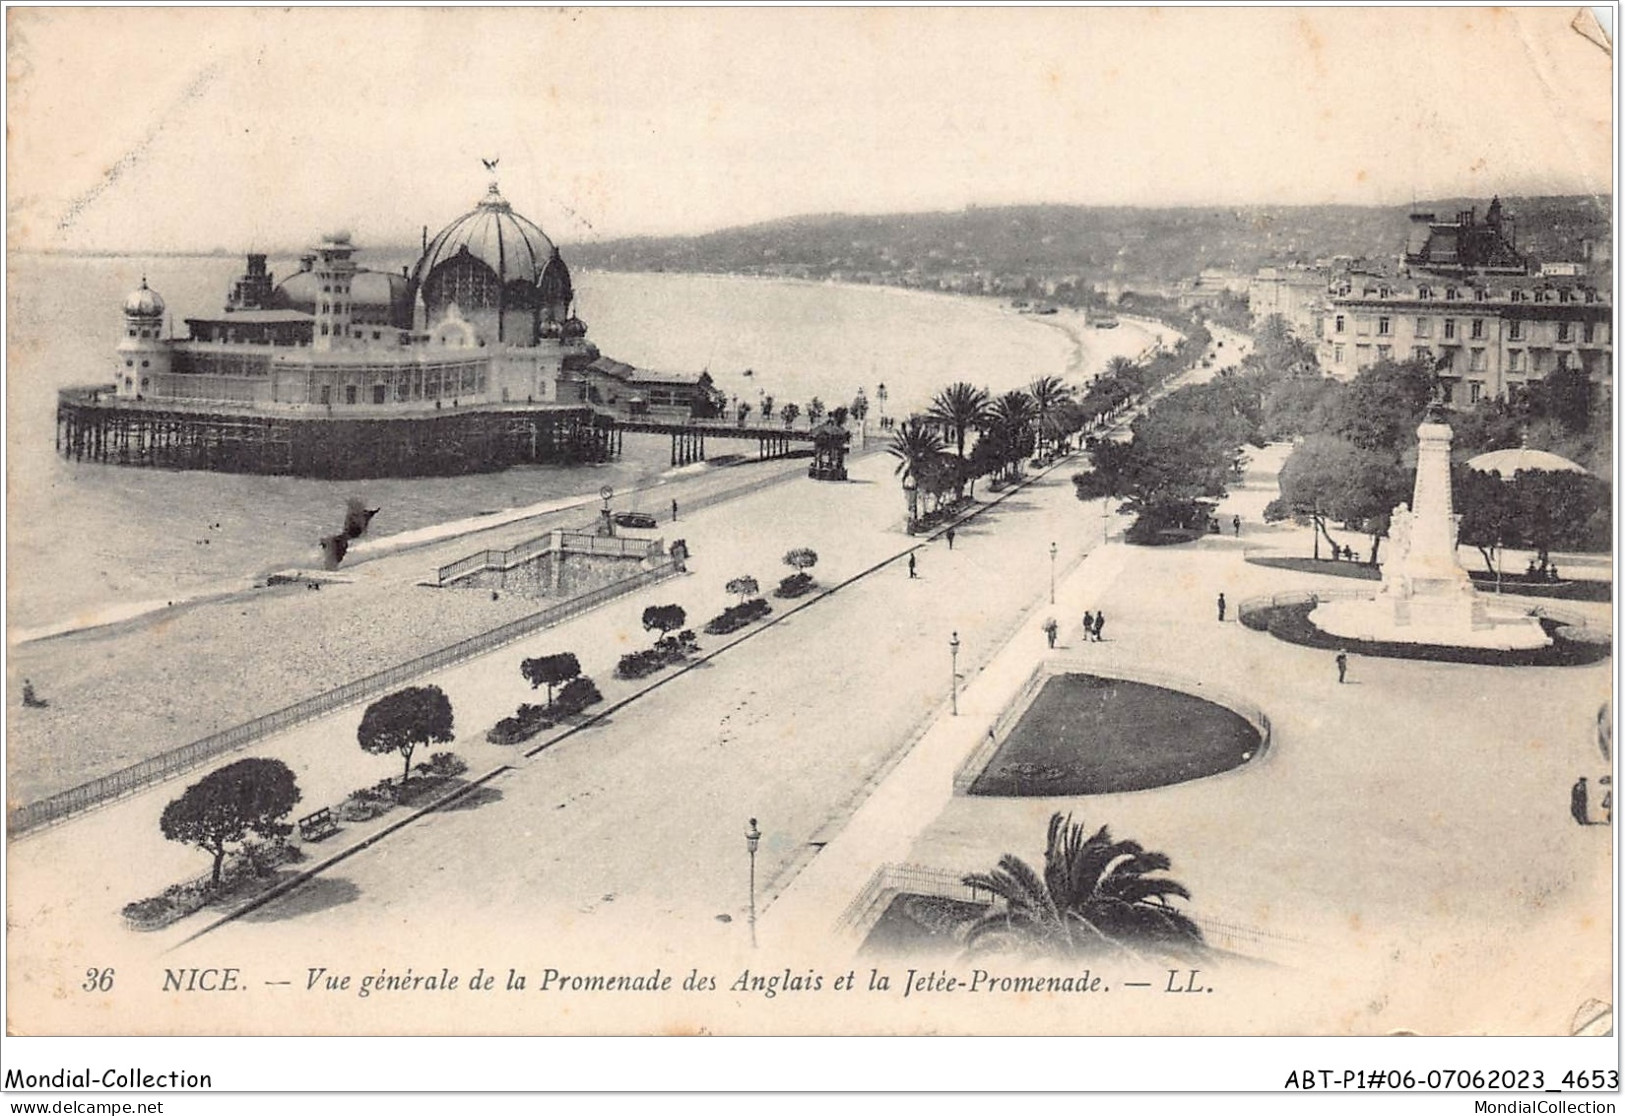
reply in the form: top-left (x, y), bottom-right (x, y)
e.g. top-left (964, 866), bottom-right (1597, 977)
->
top-left (123, 278), bottom-right (166, 319)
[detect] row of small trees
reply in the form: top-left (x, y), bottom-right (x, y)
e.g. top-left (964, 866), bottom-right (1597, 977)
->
top-left (149, 543), bottom-right (832, 906)
top-left (702, 385), bottom-right (872, 431)
top-left (895, 327), bottom-right (1210, 531)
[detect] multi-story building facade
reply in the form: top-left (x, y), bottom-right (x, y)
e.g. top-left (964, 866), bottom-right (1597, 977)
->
top-left (1317, 276), bottom-right (1611, 405)
top-left (1316, 198), bottom-right (1612, 408)
top-left (1247, 266), bottom-right (1330, 338)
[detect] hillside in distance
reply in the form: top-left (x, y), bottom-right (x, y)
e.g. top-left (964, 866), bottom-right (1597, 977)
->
top-left (566, 197), bottom-right (1611, 291)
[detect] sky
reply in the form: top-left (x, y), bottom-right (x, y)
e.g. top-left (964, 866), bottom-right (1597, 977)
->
top-left (6, 6), bottom-right (1614, 253)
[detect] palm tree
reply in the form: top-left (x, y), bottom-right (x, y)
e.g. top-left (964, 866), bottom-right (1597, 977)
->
top-left (886, 418), bottom-right (944, 529)
top-left (1028, 374), bottom-right (1075, 455)
top-left (927, 383), bottom-right (994, 490)
top-left (961, 812), bottom-right (1203, 962)
top-left (986, 390), bottom-right (1037, 480)
top-left (1103, 355), bottom-right (1138, 382)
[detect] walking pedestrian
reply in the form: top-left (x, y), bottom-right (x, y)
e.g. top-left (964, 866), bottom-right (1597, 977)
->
top-left (1043, 617), bottom-right (1058, 649)
top-left (945, 527), bottom-right (956, 550)
top-left (671, 498), bottom-right (679, 522)
top-left (1082, 611), bottom-right (1095, 641)
top-left (1216, 592), bottom-right (1226, 623)
top-left (1335, 651), bottom-right (1348, 684)
top-left (1599, 776), bottom-right (1613, 826)
top-left (908, 552), bottom-right (918, 579)
top-left (1571, 777), bottom-right (1591, 826)
top-left (1092, 612), bottom-right (1106, 642)
top-left (1232, 514), bottom-right (1241, 537)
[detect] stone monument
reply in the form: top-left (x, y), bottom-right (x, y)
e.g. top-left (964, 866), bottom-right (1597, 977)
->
top-left (1310, 412), bottom-right (1548, 650)
top-left (1375, 416), bottom-right (1486, 631)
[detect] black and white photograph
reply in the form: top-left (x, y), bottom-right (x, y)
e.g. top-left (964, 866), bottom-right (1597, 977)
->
top-left (2, 4), bottom-right (1617, 1100)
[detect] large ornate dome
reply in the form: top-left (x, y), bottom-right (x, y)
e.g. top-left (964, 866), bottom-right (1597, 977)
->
top-left (410, 182), bottom-right (576, 346)
top-left (413, 183), bottom-right (556, 291)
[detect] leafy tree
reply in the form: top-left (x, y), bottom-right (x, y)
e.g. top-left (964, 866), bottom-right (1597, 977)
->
top-left (849, 392), bottom-right (869, 422)
top-left (1258, 374), bottom-right (1342, 442)
top-left (521, 652), bottom-right (582, 708)
top-left (761, 395), bottom-right (775, 420)
top-left (725, 575), bottom-right (760, 605)
top-left (1456, 467), bottom-right (1609, 574)
top-left (1331, 358), bottom-right (1438, 452)
top-left (915, 451), bottom-right (960, 513)
top-left (1104, 384), bottom-right (1248, 518)
top-left (1266, 434), bottom-right (1408, 561)
top-left (160, 758), bottom-right (301, 887)
top-left (1447, 396), bottom-right (1525, 461)
top-left (1454, 467), bottom-right (1521, 573)
top-left (830, 405), bottom-right (849, 427)
top-left (736, 401), bottom-right (752, 425)
top-left (358, 685), bottom-right (455, 783)
top-left (781, 402), bottom-right (801, 428)
top-left (642, 603), bottom-right (687, 645)
top-left (806, 397), bottom-right (826, 425)
top-left (1071, 439), bottom-right (1136, 502)
top-left (967, 434), bottom-right (1006, 490)
top-left (1527, 363), bottom-right (1594, 433)
top-left (782, 548), bottom-right (818, 574)
top-left (961, 812), bottom-right (1203, 962)
top-left (1514, 469), bottom-right (1611, 570)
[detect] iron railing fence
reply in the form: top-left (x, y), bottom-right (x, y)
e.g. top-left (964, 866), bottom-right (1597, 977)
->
top-left (9, 560), bottom-right (682, 837)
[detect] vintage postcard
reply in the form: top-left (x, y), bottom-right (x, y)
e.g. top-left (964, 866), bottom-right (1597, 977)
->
top-left (3, 3), bottom-right (1616, 1087)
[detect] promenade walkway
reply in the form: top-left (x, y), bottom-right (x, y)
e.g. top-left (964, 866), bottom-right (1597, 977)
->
top-left (766, 441), bottom-right (1612, 1034)
top-left (7, 432), bottom-right (1117, 1022)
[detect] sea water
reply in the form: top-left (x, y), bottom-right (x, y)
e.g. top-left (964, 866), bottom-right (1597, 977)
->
top-left (6, 255), bottom-right (1084, 631)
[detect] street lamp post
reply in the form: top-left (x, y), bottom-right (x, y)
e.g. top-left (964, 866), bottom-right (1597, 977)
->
top-left (745, 817), bottom-right (761, 949)
top-left (599, 484), bottom-right (615, 537)
top-left (1049, 542), bottom-right (1058, 604)
top-left (949, 631), bottom-right (961, 716)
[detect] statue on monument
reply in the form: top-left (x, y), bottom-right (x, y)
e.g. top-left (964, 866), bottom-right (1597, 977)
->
top-left (1387, 502), bottom-right (1412, 567)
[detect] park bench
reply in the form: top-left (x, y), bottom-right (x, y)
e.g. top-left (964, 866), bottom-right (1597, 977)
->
top-left (298, 807), bottom-right (339, 843)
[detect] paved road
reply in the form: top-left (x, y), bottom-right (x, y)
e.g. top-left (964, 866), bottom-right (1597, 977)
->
top-left (173, 452), bottom-right (1098, 960)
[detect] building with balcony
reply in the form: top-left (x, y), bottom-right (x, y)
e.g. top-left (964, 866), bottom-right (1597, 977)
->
top-left (1318, 277), bottom-right (1611, 406)
top-left (1317, 199), bottom-right (1611, 408)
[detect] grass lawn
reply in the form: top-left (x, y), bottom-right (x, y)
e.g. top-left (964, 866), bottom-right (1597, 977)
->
top-left (1246, 554), bottom-right (1381, 581)
top-left (968, 674), bottom-right (1261, 796)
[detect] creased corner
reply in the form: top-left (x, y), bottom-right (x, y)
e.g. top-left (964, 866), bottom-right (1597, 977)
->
top-left (1571, 7), bottom-right (1612, 54)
